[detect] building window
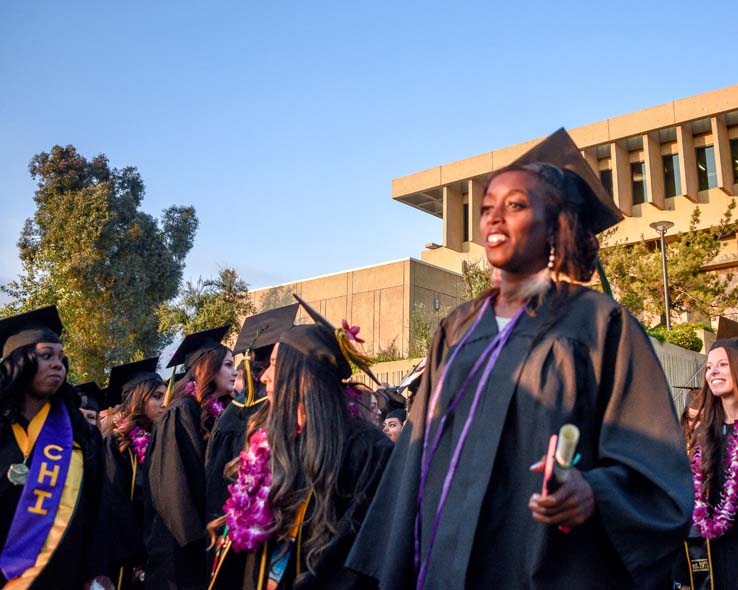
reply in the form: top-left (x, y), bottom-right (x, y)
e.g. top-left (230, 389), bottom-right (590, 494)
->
top-left (599, 169), bottom-right (613, 197)
top-left (631, 162), bottom-right (647, 204)
top-left (663, 154), bottom-right (681, 198)
top-left (731, 138), bottom-right (738, 185)
top-left (696, 145), bottom-right (717, 190)
top-left (463, 203), bottom-right (469, 242)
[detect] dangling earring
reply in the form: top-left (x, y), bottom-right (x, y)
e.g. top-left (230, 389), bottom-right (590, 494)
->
top-left (547, 244), bottom-right (555, 270)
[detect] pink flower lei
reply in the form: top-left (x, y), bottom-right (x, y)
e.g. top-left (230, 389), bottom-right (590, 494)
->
top-left (183, 380), bottom-right (225, 419)
top-left (691, 427), bottom-right (738, 540)
top-left (224, 428), bottom-right (274, 552)
top-left (128, 425), bottom-right (150, 465)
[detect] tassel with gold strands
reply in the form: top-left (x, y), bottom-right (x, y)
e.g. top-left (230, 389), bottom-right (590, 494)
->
top-left (163, 366), bottom-right (177, 407)
top-left (335, 324), bottom-right (382, 387)
top-left (596, 257), bottom-right (613, 298)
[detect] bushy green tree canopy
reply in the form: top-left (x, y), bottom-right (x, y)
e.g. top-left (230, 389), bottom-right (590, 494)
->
top-left (1, 145), bottom-right (198, 382)
top-left (600, 204), bottom-right (738, 324)
top-left (158, 267), bottom-right (255, 342)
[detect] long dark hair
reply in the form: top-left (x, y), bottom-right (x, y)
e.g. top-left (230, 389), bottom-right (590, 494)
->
top-left (105, 375), bottom-right (165, 453)
top-left (472, 164), bottom-right (600, 312)
top-left (171, 344), bottom-right (231, 439)
top-left (267, 337), bottom-right (351, 573)
top-left (0, 343), bottom-right (75, 429)
top-left (693, 345), bottom-right (738, 499)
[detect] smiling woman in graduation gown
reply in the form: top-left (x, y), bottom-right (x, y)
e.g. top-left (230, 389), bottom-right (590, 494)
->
top-left (143, 325), bottom-right (235, 590)
top-left (0, 307), bottom-right (103, 590)
top-left (346, 130), bottom-right (693, 590)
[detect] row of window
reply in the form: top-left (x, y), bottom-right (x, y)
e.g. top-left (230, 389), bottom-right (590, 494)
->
top-left (599, 139), bottom-right (738, 205)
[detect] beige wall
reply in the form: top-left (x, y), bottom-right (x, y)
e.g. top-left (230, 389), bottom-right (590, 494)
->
top-left (249, 259), bottom-right (462, 357)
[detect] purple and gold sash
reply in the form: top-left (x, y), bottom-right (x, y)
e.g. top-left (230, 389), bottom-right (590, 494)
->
top-left (0, 399), bottom-right (74, 581)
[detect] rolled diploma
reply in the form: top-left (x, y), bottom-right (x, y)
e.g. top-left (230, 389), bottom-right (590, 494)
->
top-left (553, 424), bottom-right (580, 483)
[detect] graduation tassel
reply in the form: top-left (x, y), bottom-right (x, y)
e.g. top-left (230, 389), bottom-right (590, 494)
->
top-left (244, 353), bottom-right (256, 407)
top-left (596, 257), bottom-right (613, 298)
top-left (163, 366), bottom-right (177, 407)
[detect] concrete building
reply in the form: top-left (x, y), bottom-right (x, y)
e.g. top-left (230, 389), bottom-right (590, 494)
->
top-left (250, 85), bottom-right (737, 377)
top-left (393, 84), bottom-right (738, 278)
top-left (250, 258), bottom-right (462, 358)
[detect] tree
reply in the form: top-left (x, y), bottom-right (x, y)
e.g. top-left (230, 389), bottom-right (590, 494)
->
top-left (600, 203), bottom-right (738, 324)
top-left (1, 145), bottom-right (198, 383)
top-left (461, 259), bottom-right (492, 300)
top-left (158, 267), bottom-right (256, 342)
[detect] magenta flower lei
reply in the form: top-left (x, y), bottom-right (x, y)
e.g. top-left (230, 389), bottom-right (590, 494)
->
top-left (183, 380), bottom-right (225, 419)
top-left (224, 428), bottom-right (274, 552)
top-left (691, 428), bottom-right (738, 540)
top-left (128, 425), bottom-right (150, 465)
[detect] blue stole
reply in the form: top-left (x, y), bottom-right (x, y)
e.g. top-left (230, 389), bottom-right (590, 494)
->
top-left (0, 399), bottom-right (74, 580)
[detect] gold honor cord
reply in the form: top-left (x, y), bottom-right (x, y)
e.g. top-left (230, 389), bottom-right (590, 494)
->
top-left (163, 366), bottom-right (177, 407)
top-left (8, 403), bottom-right (51, 485)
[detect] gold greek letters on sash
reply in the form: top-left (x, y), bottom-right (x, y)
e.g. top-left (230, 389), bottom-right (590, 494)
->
top-left (3, 445), bottom-right (84, 590)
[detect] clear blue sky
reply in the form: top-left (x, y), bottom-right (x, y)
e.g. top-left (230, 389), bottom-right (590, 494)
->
top-left (1, 0), bottom-right (735, 294)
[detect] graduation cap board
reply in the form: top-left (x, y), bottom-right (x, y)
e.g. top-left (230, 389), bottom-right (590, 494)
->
top-left (106, 357), bottom-right (161, 408)
top-left (0, 306), bottom-right (63, 359)
top-left (233, 304), bottom-right (299, 355)
top-left (292, 294), bottom-right (382, 386)
top-left (76, 382), bottom-right (106, 412)
top-left (505, 128), bottom-right (624, 235)
top-left (163, 324), bottom-right (230, 406)
top-left (166, 324), bottom-right (231, 370)
top-left (716, 316), bottom-right (738, 341)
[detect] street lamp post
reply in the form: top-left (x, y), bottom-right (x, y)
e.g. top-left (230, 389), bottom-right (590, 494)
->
top-left (649, 220), bottom-right (675, 330)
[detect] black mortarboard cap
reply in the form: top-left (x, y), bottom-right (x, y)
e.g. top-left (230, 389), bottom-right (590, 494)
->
top-left (716, 317), bottom-right (738, 341)
top-left (0, 306), bottom-right (63, 358)
top-left (76, 382), bottom-right (106, 412)
top-left (166, 324), bottom-right (230, 370)
top-left (292, 294), bottom-right (381, 385)
top-left (505, 128), bottom-right (624, 234)
top-left (106, 357), bottom-right (161, 407)
top-left (233, 304), bottom-right (299, 355)
top-left (710, 338), bottom-right (738, 352)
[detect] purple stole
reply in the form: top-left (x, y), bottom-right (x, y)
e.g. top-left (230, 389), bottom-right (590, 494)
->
top-left (0, 399), bottom-right (74, 580)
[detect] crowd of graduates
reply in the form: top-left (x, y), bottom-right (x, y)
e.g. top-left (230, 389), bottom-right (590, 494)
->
top-left (1, 129), bottom-right (737, 590)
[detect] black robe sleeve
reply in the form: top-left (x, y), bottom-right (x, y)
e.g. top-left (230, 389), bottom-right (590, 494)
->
top-left (146, 396), bottom-right (206, 546)
top-left (92, 434), bottom-right (145, 579)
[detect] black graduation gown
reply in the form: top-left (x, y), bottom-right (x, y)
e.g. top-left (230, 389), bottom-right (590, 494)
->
top-left (347, 284), bottom-right (694, 590)
top-left (233, 420), bottom-right (392, 590)
top-left (204, 398), bottom-right (267, 524)
top-left (0, 399), bottom-right (103, 590)
top-left (674, 425), bottom-right (738, 590)
top-left (143, 396), bottom-right (208, 590)
top-left (94, 433), bottom-right (146, 589)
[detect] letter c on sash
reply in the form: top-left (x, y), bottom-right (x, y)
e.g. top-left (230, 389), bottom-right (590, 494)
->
top-left (44, 444), bottom-right (63, 461)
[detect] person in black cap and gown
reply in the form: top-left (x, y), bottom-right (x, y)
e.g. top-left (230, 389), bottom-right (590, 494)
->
top-left (674, 339), bottom-right (738, 590)
top-left (77, 381), bottom-right (106, 430)
top-left (209, 298), bottom-right (393, 590)
top-left (346, 129), bottom-right (694, 589)
top-left (91, 358), bottom-right (164, 590)
top-left (205, 304), bottom-right (299, 527)
top-left (143, 325), bottom-right (235, 590)
top-left (0, 306), bottom-right (105, 590)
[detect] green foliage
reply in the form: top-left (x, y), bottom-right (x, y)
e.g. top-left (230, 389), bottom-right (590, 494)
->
top-left (409, 302), bottom-right (447, 358)
top-left (461, 259), bottom-right (492, 300)
top-left (372, 338), bottom-right (404, 363)
top-left (0, 145), bottom-right (198, 383)
top-left (647, 322), bottom-right (706, 352)
top-left (158, 267), bottom-right (255, 341)
top-left (600, 203), bottom-right (738, 321)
